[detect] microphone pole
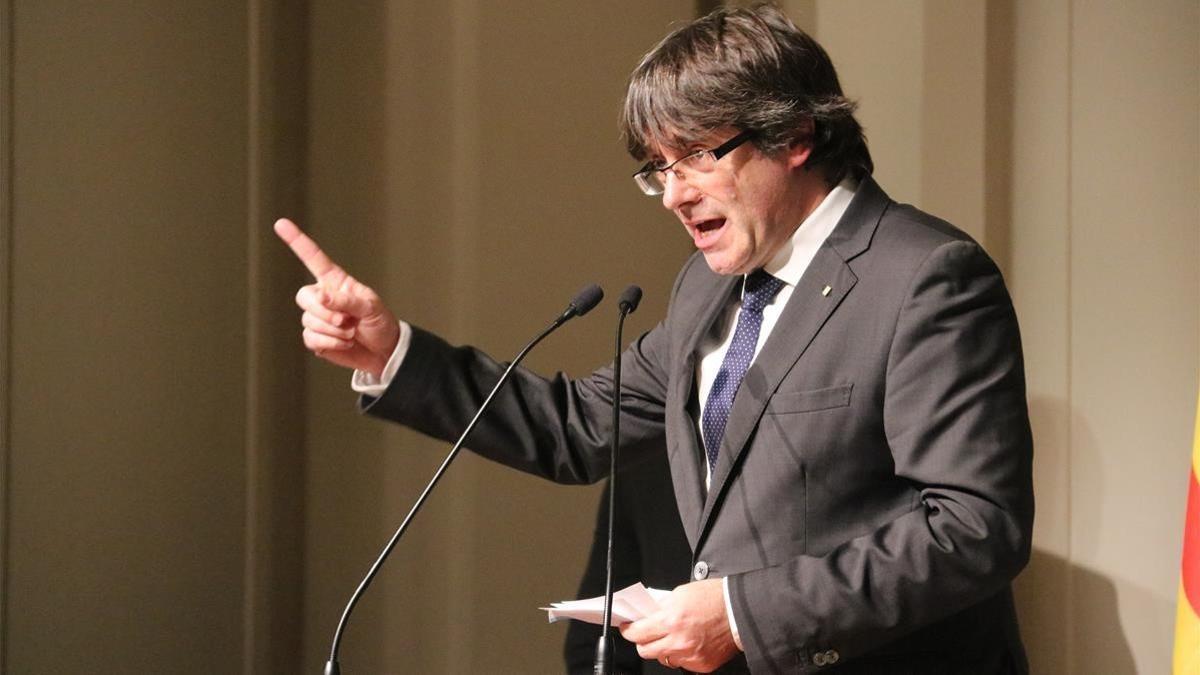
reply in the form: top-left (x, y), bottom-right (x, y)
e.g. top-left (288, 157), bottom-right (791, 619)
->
top-left (594, 285), bottom-right (642, 675)
top-left (325, 284), bottom-right (605, 675)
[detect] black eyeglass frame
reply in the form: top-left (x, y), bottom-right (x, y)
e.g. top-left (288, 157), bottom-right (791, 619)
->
top-left (632, 130), bottom-right (755, 195)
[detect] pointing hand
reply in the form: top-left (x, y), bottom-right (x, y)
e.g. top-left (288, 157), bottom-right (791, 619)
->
top-left (274, 218), bottom-right (400, 378)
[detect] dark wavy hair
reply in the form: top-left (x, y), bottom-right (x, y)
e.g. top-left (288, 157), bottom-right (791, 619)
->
top-left (621, 3), bottom-right (873, 185)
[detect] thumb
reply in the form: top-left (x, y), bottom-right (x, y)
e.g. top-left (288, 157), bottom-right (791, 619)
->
top-left (323, 288), bottom-right (377, 318)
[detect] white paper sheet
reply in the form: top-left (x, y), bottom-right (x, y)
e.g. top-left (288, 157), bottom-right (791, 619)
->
top-left (541, 583), bottom-right (671, 626)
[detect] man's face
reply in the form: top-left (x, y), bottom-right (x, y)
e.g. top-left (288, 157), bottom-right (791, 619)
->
top-left (651, 130), bottom-right (812, 276)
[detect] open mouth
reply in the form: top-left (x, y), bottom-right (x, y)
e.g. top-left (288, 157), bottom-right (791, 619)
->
top-left (691, 218), bottom-right (726, 246)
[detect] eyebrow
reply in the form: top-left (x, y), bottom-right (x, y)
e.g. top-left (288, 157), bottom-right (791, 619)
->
top-left (646, 144), bottom-right (705, 168)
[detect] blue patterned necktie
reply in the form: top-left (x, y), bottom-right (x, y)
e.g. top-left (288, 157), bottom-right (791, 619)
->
top-left (702, 270), bottom-right (786, 472)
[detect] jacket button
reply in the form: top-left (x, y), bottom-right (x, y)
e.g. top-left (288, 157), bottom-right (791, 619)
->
top-left (812, 652), bottom-right (828, 667)
top-left (825, 650), bottom-right (839, 664)
top-left (693, 561), bottom-right (709, 580)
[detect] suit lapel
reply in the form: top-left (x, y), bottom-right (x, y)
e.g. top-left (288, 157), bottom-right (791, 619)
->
top-left (668, 271), bottom-right (739, 548)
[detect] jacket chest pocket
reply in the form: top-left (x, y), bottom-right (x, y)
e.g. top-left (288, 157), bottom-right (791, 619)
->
top-left (764, 383), bottom-right (852, 415)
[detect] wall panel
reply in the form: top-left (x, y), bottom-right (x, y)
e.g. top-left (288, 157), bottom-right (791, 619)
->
top-left (5, 2), bottom-right (252, 672)
top-left (2, 2), bottom-right (309, 673)
top-left (0, 0), bottom-right (12, 667)
top-left (1007, 0), bottom-right (1072, 672)
top-left (1069, 2), bottom-right (1199, 672)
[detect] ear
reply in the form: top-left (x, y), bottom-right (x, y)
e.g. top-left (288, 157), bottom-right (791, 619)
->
top-left (785, 141), bottom-right (813, 170)
top-left (785, 118), bottom-right (815, 170)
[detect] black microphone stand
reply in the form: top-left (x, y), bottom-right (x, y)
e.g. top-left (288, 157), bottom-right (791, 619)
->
top-left (594, 285), bottom-right (642, 675)
top-left (324, 285), bottom-right (603, 675)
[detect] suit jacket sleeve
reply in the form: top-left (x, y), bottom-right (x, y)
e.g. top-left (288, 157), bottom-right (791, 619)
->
top-left (728, 239), bottom-right (1034, 671)
top-left (358, 303), bottom-right (676, 486)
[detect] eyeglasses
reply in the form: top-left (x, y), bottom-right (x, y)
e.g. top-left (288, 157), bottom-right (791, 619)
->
top-left (632, 130), bottom-right (754, 196)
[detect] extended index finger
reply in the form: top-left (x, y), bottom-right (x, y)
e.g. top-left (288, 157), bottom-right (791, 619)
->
top-left (274, 218), bottom-right (340, 280)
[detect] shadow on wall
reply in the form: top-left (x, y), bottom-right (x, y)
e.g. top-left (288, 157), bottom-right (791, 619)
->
top-left (1016, 550), bottom-right (1137, 674)
top-left (1014, 395), bottom-right (1138, 674)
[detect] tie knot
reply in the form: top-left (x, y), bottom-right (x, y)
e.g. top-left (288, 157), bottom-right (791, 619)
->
top-left (742, 270), bottom-right (784, 313)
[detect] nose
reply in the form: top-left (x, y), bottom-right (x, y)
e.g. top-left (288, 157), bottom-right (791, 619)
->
top-left (660, 171), bottom-right (699, 211)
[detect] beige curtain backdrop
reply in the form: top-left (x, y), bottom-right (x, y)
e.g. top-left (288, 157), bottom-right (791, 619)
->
top-left (1, 1), bottom-right (1196, 673)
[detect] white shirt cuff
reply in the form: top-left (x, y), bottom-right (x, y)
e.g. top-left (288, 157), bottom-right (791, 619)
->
top-left (722, 576), bottom-right (744, 651)
top-left (350, 320), bottom-right (412, 396)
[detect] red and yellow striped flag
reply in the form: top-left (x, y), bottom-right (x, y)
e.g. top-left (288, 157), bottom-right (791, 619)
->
top-left (1175, 391), bottom-right (1200, 674)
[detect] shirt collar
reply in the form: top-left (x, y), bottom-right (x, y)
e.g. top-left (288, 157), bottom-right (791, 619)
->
top-left (760, 177), bottom-right (859, 287)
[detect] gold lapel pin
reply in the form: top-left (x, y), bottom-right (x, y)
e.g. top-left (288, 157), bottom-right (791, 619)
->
top-left (821, 285), bottom-right (832, 297)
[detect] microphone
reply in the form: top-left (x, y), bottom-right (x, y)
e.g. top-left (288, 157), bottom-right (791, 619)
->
top-left (617, 285), bottom-right (642, 314)
top-left (594, 284), bottom-right (642, 675)
top-left (562, 283), bottom-right (605, 322)
top-left (324, 284), bottom-right (605, 675)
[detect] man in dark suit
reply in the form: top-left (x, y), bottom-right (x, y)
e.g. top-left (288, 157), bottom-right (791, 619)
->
top-left (277, 5), bottom-right (1033, 673)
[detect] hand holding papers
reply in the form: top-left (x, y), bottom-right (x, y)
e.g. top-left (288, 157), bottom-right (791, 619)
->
top-left (543, 583), bottom-right (671, 626)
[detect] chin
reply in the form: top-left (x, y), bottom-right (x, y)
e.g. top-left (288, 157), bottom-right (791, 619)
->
top-left (701, 254), bottom-right (749, 277)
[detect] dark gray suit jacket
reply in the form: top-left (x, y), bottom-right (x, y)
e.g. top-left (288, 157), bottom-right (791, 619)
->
top-left (363, 177), bottom-right (1034, 674)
